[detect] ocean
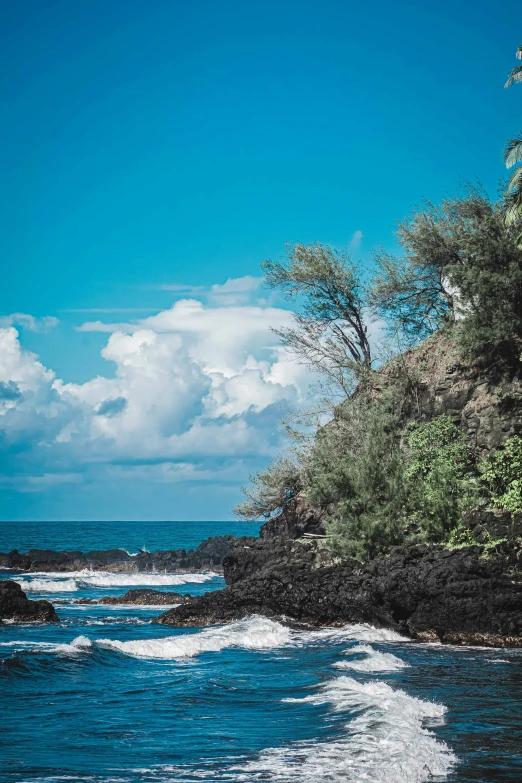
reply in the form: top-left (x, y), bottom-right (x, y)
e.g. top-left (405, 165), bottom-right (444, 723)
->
top-left (1, 520), bottom-right (521, 782)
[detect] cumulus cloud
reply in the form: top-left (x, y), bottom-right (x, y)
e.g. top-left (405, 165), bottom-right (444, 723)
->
top-left (0, 292), bottom-right (312, 496)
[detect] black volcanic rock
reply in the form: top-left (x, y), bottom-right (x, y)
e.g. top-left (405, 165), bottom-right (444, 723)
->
top-left (75, 588), bottom-right (192, 606)
top-left (157, 542), bottom-right (522, 647)
top-left (0, 535), bottom-right (237, 574)
top-left (259, 500), bottom-right (325, 540)
top-left (222, 536), bottom-right (334, 585)
top-left (0, 580), bottom-right (59, 623)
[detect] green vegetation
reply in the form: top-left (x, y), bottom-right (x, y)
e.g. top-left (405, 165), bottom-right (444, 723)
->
top-left (236, 47), bottom-right (522, 558)
top-left (372, 187), bottom-right (522, 365)
top-left (404, 416), bottom-right (478, 542)
top-left (304, 397), bottom-right (407, 560)
top-left (234, 457), bottom-right (302, 521)
top-left (481, 435), bottom-right (522, 514)
top-left (504, 45), bottom-right (522, 243)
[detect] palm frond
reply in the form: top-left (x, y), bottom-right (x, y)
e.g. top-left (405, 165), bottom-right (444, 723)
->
top-left (504, 166), bottom-right (522, 228)
top-left (504, 133), bottom-right (522, 167)
top-left (505, 65), bottom-right (522, 88)
top-left (517, 45), bottom-right (522, 60)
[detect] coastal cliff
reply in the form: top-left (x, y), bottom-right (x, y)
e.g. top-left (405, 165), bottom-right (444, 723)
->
top-left (157, 332), bottom-right (522, 646)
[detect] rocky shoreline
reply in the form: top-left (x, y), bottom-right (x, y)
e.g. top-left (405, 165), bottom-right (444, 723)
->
top-left (2, 512), bottom-right (522, 645)
top-left (0, 535), bottom-right (235, 574)
top-left (154, 527), bottom-right (522, 648)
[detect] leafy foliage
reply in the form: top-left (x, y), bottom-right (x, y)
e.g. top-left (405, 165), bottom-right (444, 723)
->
top-left (234, 457), bottom-right (302, 521)
top-left (262, 243), bottom-right (374, 397)
top-left (371, 188), bottom-right (522, 365)
top-left (404, 415), bottom-right (478, 542)
top-left (481, 435), bottom-right (522, 514)
top-left (304, 397), bottom-right (408, 561)
top-left (504, 45), bottom-right (522, 241)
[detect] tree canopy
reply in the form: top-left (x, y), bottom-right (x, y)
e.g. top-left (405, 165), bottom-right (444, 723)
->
top-left (262, 243), bottom-right (373, 397)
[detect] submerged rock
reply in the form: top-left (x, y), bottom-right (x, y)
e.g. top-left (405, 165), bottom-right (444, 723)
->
top-left (157, 542), bottom-right (522, 647)
top-left (0, 580), bottom-right (59, 623)
top-left (75, 588), bottom-right (192, 606)
top-left (0, 535), bottom-right (237, 574)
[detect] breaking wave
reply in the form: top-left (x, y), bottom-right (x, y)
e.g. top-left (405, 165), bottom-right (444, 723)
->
top-left (0, 635), bottom-right (92, 656)
top-left (14, 578), bottom-right (78, 592)
top-left (232, 676), bottom-right (457, 782)
top-left (14, 570), bottom-right (218, 593)
top-left (98, 616), bottom-right (292, 660)
top-left (333, 643), bottom-right (409, 672)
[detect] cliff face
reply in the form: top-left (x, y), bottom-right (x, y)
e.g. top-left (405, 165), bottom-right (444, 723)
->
top-left (258, 498), bottom-right (325, 540)
top-left (377, 329), bottom-right (522, 453)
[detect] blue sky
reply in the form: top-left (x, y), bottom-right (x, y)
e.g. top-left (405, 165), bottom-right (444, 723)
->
top-left (1, 0), bottom-right (520, 520)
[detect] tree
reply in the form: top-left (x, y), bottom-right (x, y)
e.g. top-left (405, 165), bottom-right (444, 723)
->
top-left (262, 243), bottom-right (373, 397)
top-left (370, 187), bottom-right (522, 365)
top-left (234, 457), bottom-right (302, 521)
top-left (504, 45), bottom-right (522, 242)
top-left (303, 396), bottom-right (408, 561)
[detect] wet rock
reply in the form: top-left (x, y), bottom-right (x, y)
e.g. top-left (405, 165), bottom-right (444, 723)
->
top-left (157, 542), bottom-right (522, 647)
top-left (75, 588), bottom-right (192, 606)
top-left (0, 580), bottom-right (59, 623)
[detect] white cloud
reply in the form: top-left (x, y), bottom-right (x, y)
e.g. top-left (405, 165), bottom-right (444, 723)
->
top-left (0, 293), bottom-right (313, 495)
top-left (0, 313), bottom-right (59, 331)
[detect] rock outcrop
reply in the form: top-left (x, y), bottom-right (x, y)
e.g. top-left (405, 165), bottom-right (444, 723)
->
top-left (258, 499), bottom-right (325, 540)
top-left (157, 541), bottom-right (522, 647)
top-left (0, 535), bottom-right (236, 573)
top-left (0, 580), bottom-right (59, 623)
top-left (377, 329), bottom-right (522, 453)
top-left (222, 535), bottom-right (333, 585)
top-left (75, 588), bottom-right (192, 606)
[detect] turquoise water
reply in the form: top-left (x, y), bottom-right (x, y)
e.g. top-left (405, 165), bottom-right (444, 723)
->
top-left (1, 521), bottom-right (521, 782)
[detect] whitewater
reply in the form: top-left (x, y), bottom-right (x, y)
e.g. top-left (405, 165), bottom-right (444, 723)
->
top-left (1, 520), bottom-right (521, 782)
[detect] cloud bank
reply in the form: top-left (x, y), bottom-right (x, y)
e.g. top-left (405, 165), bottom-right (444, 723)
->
top-left (0, 279), bottom-right (312, 514)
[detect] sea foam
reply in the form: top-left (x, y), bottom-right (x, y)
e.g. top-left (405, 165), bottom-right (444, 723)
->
top-left (98, 616), bottom-right (292, 660)
top-left (14, 570), bottom-right (218, 593)
top-left (0, 635), bottom-right (92, 655)
top-left (333, 643), bottom-right (409, 672)
top-left (232, 676), bottom-right (457, 782)
top-left (14, 577), bottom-right (78, 593)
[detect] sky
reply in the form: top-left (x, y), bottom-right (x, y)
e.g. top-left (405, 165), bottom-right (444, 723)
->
top-left (1, 0), bottom-right (520, 520)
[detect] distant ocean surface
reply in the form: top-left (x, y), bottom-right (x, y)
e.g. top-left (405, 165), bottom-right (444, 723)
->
top-left (1, 520), bottom-right (521, 783)
top-left (0, 519), bottom-right (262, 553)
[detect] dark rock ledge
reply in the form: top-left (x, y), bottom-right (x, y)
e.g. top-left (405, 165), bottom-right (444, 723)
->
top-left (0, 535), bottom-right (236, 574)
top-left (0, 580), bottom-right (59, 623)
top-left (156, 541), bottom-right (522, 648)
top-left (74, 588), bottom-right (192, 606)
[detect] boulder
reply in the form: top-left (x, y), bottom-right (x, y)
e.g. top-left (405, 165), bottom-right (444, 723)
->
top-left (0, 580), bottom-right (59, 623)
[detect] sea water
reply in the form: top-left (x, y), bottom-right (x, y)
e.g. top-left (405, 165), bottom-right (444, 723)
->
top-left (1, 521), bottom-right (521, 782)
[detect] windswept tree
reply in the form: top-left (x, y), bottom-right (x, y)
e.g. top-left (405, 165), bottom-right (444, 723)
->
top-left (234, 457), bottom-right (302, 521)
top-left (504, 44), bottom-right (522, 239)
top-left (262, 243), bottom-right (373, 397)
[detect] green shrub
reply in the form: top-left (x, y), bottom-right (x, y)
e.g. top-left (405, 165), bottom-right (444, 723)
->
top-left (404, 415), bottom-right (478, 541)
top-left (304, 397), bottom-right (408, 561)
top-left (481, 435), bottom-right (522, 513)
